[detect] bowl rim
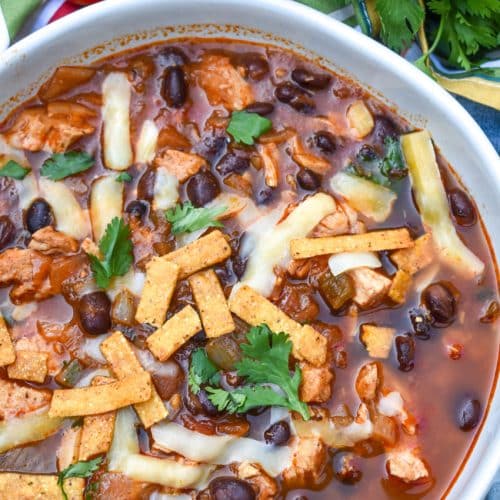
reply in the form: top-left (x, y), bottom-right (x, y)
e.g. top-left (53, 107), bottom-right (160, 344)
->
top-left (1, 0), bottom-right (499, 497)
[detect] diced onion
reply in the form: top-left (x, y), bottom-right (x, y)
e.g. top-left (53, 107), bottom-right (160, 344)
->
top-left (401, 130), bottom-right (484, 278)
top-left (377, 391), bottom-right (405, 418)
top-left (151, 422), bottom-right (291, 477)
top-left (0, 409), bottom-right (63, 454)
top-left (90, 174), bottom-right (124, 241)
top-left (39, 178), bottom-right (90, 240)
top-left (328, 251), bottom-right (381, 276)
top-left (79, 334), bottom-right (111, 364)
top-left (102, 72), bottom-right (133, 171)
top-left (330, 172), bottom-right (397, 222)
top-left (153, 167), bottom-right (179, 211)
top-left (136, 120), bottom-right (159, 164)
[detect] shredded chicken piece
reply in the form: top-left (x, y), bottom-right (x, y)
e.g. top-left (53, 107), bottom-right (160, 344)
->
top-left (194, 54), bottom-right (254, 110)
top-left (386, 450), bottom-right (430, 483)
top-left (355, 362), bottom-right (380, 401)
top-left (348, 267), bottom-right (391, 308)
top-left (289, 135), bottom-right (330, 174)
top-left (29, 227), bottom-right (79, 255)
top-left (237, 462), bottom-right (278, 500)
top-left (258, 143), bottom-right (279, 188)
top-left (312, 210), bottom-right (349, 238)
top-left (0, 380), bottom-right (51, 419)
top-left (299, 362), bottom-right (334, 403)
top-left (81, 237), bottom-right (101, 257)
top-left (153, 149), bottom-right (206, 183)
top-left (287, 258), bottom-right (312, 279)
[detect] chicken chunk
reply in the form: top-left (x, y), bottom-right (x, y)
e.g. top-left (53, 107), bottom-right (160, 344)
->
top-left (237, 462), bottom-right (278, 500)
top-left (299, 362), bottom-right (334, 403)
top-left (348, 267), bottom-right (391, 308)
top-left (312, 209), bottom-right (349, 238)
top-left (355, 362), bottom-right (380, 401)
top-left (282, 437), bottom-right (329, 489)
top-left (258, 143), bottom-right (279, 188)
top-left (28, 227), bottom-right (79, 255)
top-left (0, 379), bottom-right (51, 420)
top-left (0, 248), bottom-right (54, 303)
top-left (153, 149), bottom-right (206, 182)
top-left (386, 450), bottom-right (431, 483)
top-left (194, 54), bottom-right (254, 110)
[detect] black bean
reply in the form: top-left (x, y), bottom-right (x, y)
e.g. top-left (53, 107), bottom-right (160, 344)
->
top-left (137, 168), bottom-right (156, 200)
top-left (184, 388), bottom-right (219, 416)
top-left (232, 255), bottom-right (248, 279)
top-left (372, 116), bottom-right (400, 144)
top-left (235, 53), bottom-right (269, 80)
top-left (216, 152), bottom-right (250, 176)
top-left (254, 186), bottom-right (275, 205)
top-left (186, 171), bottom-right (220, 207)
top-left (449, 188), bottom-right (476, 226)
top-left (208, 477), bottom-right (256, 500)
top-left (26, 198), bottom-right (53, 234)
top-left (125, 200), bottom-right (149, 221)
top-left (158, 46), bottom-right (187, 67)
top-left (196, 134), bottom-right (228, 164)
top-left (395, 334), bottom-right (415, 372)
top-left (275, 82), bottom-right (315, 114)
top-left (296, 169), bottom-right (321, 191)
top-left (422, 282), bottom-right (457, 325)
top-left (197, 389), bottom-right (220, 416)
top-left (79, 292), bottom-right (111, 335)
top-left (333, 452), bottom-right (363, 484)
top-left (457, 397), bottom-right (481, 431)
top-left (162, 66), bottom-right (187, 108)
top-left (409, 307), bottom-right (432, 339)
top-left (244, 101), bottom-right (274, 115)
top-left (0, 216), bottom-right (15, 250)
top-left (313, 130), bottom-right (338, 154)
top-left (264, 420), bottom-right (291, 445)
top-left (291, 67), bottom-right (331, 90)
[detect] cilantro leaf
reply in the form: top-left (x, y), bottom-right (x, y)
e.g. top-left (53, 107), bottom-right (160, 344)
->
top-left (376, 0), bottom-right (424, 52)
top-left (188, 348), bottom-right (221, 394)
top-left (116, 172), bottom-right (132, 183)
top-left (227, 111), bottom-right (272, 146)
top-left (0, 160), bottom-right (30, 180)
top-left (41, 151), bottom-right (94, 180)
top-left (166, 201), bottom-right (226, 235)
top-left (87, 217), bottom-right (133, 289)
top-left (57, 457), bottom-right (102, 500)
top-left (380, 136), bottom-right (407, 179)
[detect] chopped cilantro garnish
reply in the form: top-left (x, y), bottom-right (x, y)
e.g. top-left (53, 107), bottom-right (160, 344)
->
top-left (188, 348), bottom-right (221, 394)
top-left (116, 172), bottom-right (132, 183)
top-left (165, 201), bottom-right (226, 235)
top-left (57, 457), bottom-right (102, 500)
top-left (227, 111), bottom-right (272, 145)
top-left (0, 160), bottom-right (30, 180)
top-left (40, 151), bottom-right (94, 180)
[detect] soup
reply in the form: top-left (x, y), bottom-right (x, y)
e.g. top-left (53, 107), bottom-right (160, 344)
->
top-left (0, 39), bottom-right (497, 499)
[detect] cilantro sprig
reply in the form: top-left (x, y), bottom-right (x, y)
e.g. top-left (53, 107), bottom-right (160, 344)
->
top-left (41, 151), bottom-right (94, 181)
top-left (57, 457), bottom-right (102, 500)
top-left (191, 324), bottom-right (310, 420)
top-left (0, 160), bottom-right (30, 180)
top-left (166, 201), bottom-right (226, 235)
top-left (227, 111), bottom-right (272, 145)
top-left (188, 348), bottom-right (221, 394)
top-left (116, 172), bottom-right (132, 183)
top-left (87, 217), bottom-right (133, 289)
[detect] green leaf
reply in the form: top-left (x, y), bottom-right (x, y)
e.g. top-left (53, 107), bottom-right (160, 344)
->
top-left (0, 160), bottom-right (30, 180)
top-left (116, 173), bottom-right (132, 183)
top-left (227, 111), bottom-right (272, 146)
top-left (414, 55), bottom-right (436, 78)
top-left (87, 217), bottom-right (133, 289)
top-left (40, 151), bottom-right (94, 180)
top-left (188, 348), bottom-right (221, 394)
top-left (165, 201), bottom-right (226, 235)
top-left (57, 457), bottom-right (102, 500)
top-left (296, 0), bottom-right (348, 13)
top-left (376, 0), bottom-right (424, 52)
top-left (380, 136), bottom-right (407, 178)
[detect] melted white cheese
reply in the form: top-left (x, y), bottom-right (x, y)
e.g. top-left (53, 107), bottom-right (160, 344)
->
top-left (107, 270), bottom-right (145, 300)
top-left (328, 251), bottom-right (381, 276)
top-left (378, 391), bottom-right (405, 418)
top-left (153, 167), bottom-right (179, 211)
top-left (136, 120), bottom-right (159, 164)
top-left (14, 174), bottom-right (38, 211)
top-left (90, 174), bottom-right (124, 241)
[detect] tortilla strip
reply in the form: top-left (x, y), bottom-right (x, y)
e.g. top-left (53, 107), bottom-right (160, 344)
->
top-left (163, 230), bottom-right (231, 279)
top-left (290, 228), bottom-right (414, 259)
top-left (0, 473), bottom-right (84, 499)
top-left (147, 306), bottom-right (202, 362)
top-left (0, 316), bottom-right (15, 366)
top-left (100, 331), bottom-right (167, 428)
top-left (388, 269), bottom-right (412, 304)
top-left (188, 269), bottom-right (235, 338)
top-left (229, 285), bottom-right (327, 367)
top-left (135, 258), bottom-right (179, 327)
top-left (79, 376), bottom-right (116, 460)
top-left (7, 350), bottom-right (48, 383)
top-left (390, 233), bottom-right (434, 275)
top-left (48, 372), bottom-right (151, 417)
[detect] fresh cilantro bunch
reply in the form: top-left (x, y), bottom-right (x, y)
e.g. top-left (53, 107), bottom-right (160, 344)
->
top-left (189, 324), bottom-right (310, 420)
top-left (166, 201), bottom-right (226, 235)
top-left (87, 217), bottom-right (134, 289)
top-left (57, 456), bottom-right (102, 500)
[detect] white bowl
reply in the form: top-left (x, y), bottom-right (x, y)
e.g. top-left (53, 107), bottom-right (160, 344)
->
top-left (0, 0), bottom-right (498, 497)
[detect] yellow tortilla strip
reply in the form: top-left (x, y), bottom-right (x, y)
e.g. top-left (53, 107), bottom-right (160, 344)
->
top-left (136, 258), bottom-right (179, 327)
top-left (229, 285), bottom-right (327, 366)
top-left (100, 331), bottom-right (167, 428)
top-left (7, 350), bottom-right (48, 383)
top-left (390, 233), bottom-right (434, 275)
top-left (360, 324), bottom-right (395, 358)
top-left (0, 473), bottom-right (84, 499)
top-left (188, 269), bottom-right (235, 338)
top-left (48, 372), bottom-right (151, 417)
top-left (0, 316), bottom-right (15, 366)
top-left (388, 269), bottom-right (412, 304)
top-left (163, 230), bottom-right (231, 279)
top-left (291, 228), bottom-right (414, 259)
top-left (79, 376), bottom-right (116, 460)
top-left (147, 306), bottom-right (202, 361)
